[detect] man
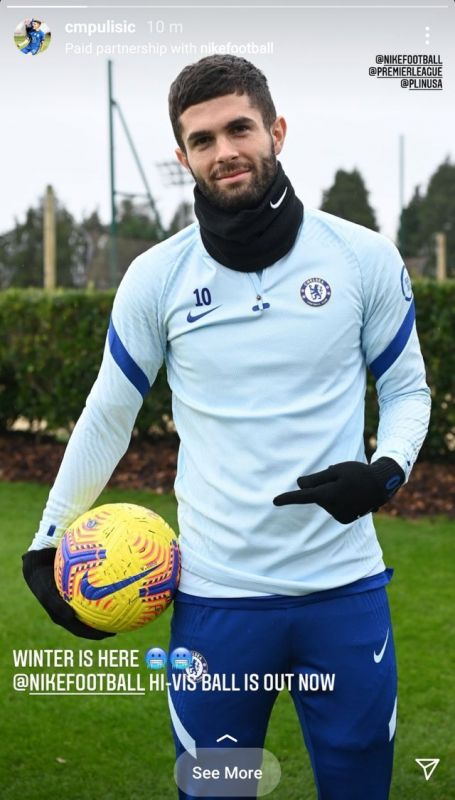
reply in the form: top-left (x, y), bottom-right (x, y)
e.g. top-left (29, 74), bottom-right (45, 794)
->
top-left (23, 56), bottom-right (431, 799)
top-left (20, 19), bottom-right (45, 55)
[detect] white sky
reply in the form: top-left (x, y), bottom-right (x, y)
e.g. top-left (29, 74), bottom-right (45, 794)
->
top-left (1, 0), bottom-right (454, 240)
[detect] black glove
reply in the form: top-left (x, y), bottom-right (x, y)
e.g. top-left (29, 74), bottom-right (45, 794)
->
top-left (22, 548), bottom-right (115, 640)
top-left (273, 457), bottom-right (405, 524)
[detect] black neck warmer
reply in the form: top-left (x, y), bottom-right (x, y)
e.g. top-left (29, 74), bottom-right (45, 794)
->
top-left (193, 162), bottom-right (303, 272)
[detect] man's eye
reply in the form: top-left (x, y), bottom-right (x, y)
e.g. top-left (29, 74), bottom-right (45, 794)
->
top-left (233, 125), bottom-right (249, 134)
top-left (194, 137), bottom-right (211, 147)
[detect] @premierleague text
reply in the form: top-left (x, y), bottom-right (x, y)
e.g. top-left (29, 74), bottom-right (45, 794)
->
top-left (369, 53), bottom-right (443, 90)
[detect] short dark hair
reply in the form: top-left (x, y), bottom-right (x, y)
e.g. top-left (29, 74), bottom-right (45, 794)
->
top-left (168, 55), bottom-right (277, 150)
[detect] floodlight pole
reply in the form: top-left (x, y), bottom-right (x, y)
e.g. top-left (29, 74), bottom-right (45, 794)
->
top-left (108, 60), bottom-right (118, 287)
top-left (114, 102), bottom-right (164, 237)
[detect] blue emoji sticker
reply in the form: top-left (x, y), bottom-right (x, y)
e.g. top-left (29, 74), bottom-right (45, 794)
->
top-left (170, 647), bottom-right (193, 670)
top-left (145, 647), bottom-right (167, 670)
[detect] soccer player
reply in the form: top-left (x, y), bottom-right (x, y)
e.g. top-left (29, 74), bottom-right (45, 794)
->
top-left (22, 56), bottom-right (431, 799)
top-left (20, 19), bottom-right (45, 55)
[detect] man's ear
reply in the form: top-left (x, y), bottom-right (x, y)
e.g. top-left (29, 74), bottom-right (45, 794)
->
top-left (271, 116), bottom-right (287, 156)
top-left (175, 147), bottom-right (190, 172)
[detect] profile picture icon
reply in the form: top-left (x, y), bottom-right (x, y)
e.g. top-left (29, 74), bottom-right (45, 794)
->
top-left (14, 19), bottom-right (51, 56)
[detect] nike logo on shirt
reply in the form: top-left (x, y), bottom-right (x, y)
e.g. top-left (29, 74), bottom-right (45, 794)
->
top-left (80, 565), bottom-right (159, 600)
top-left (270, 187), bottom-right (288, 209)
top-left (187, 305), bottom-right (221, 323)
top-left (374, 628), bottom-right (390, 663)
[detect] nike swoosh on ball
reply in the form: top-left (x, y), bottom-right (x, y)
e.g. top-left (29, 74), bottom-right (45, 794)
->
top-left (80, 565), bottom-right (160, 600)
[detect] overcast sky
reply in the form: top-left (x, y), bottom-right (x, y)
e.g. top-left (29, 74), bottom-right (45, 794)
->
top-left (1, 0), bottom-right (454, 240)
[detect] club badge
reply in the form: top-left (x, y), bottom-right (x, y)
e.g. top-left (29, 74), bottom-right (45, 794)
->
top-left (186, 650), bottom-right (209, 683)
top-left (300, 278), bottom-right (332, 307)
top-left (400, 265), bottom-right (413, 302)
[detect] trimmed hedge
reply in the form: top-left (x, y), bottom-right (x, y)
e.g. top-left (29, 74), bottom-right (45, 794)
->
top-left (0, 284), bottom-right (453, 460)
top-left (0, 289), bottom-right (170, 436)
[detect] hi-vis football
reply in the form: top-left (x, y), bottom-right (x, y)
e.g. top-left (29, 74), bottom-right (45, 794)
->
top-left (54, 503), bottom-right (180, 633)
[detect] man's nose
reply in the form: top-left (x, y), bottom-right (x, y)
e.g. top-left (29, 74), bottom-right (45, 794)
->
top-left (214, 135), bottom-right (239, 162)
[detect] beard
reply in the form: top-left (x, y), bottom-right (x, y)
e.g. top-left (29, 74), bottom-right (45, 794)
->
top-left (192, 144), bottom-right (278, 212)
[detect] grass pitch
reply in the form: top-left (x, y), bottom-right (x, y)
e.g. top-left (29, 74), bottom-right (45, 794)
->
top-left (0, 481), bottom-right (453, 799)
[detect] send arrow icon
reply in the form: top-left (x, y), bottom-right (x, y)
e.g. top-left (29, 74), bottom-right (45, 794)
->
top-left (415, 758), bottom-right (440, 781)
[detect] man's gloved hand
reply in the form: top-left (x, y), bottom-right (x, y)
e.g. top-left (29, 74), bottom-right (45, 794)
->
top-left (22, 548), bottom-right (115, 639)
top-left (273, 457), bottom-right (405, 524)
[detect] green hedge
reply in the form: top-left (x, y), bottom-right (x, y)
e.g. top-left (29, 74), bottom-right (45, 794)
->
top-left (0, 289), bottom-right (171, 436)
top-left (0, 284), bottom-right (453, 460)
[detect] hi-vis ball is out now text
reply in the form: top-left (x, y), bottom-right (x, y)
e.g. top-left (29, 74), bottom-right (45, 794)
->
top-left (12, 648), bottom-right (335, 695)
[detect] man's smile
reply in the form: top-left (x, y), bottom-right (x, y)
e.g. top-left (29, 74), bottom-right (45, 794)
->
top-left (214, 168), bottom-right (251, 183)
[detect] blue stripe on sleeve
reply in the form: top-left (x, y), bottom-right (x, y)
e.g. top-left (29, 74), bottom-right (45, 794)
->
top-left (108, 318), bottom-right (150, 398)
top-left (369, 301), bottom-right (416, 381)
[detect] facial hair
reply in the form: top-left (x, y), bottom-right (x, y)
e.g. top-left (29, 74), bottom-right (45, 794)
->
top-left (191, 143), bottom-right (278, 212)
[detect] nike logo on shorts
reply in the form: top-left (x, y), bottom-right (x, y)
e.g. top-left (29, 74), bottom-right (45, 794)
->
top-left (374, 628), bottom-right (390, 663)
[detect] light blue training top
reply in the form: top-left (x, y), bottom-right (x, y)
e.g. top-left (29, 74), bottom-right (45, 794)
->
top-left (31, 208), bottom-right (431, 597)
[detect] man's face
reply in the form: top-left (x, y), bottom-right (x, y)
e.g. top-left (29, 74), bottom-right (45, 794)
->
top-left (32, 21), bottom-right (41, 30)
top-left (175, 93), bottom-right (286, 212)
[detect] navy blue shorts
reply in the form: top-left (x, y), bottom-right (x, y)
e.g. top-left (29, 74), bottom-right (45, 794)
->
top-left (168, 570), bottom-right (397, 800)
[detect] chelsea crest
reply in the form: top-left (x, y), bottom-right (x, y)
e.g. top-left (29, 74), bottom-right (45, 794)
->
top-left (300, 277), bottom-right (332, 307)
